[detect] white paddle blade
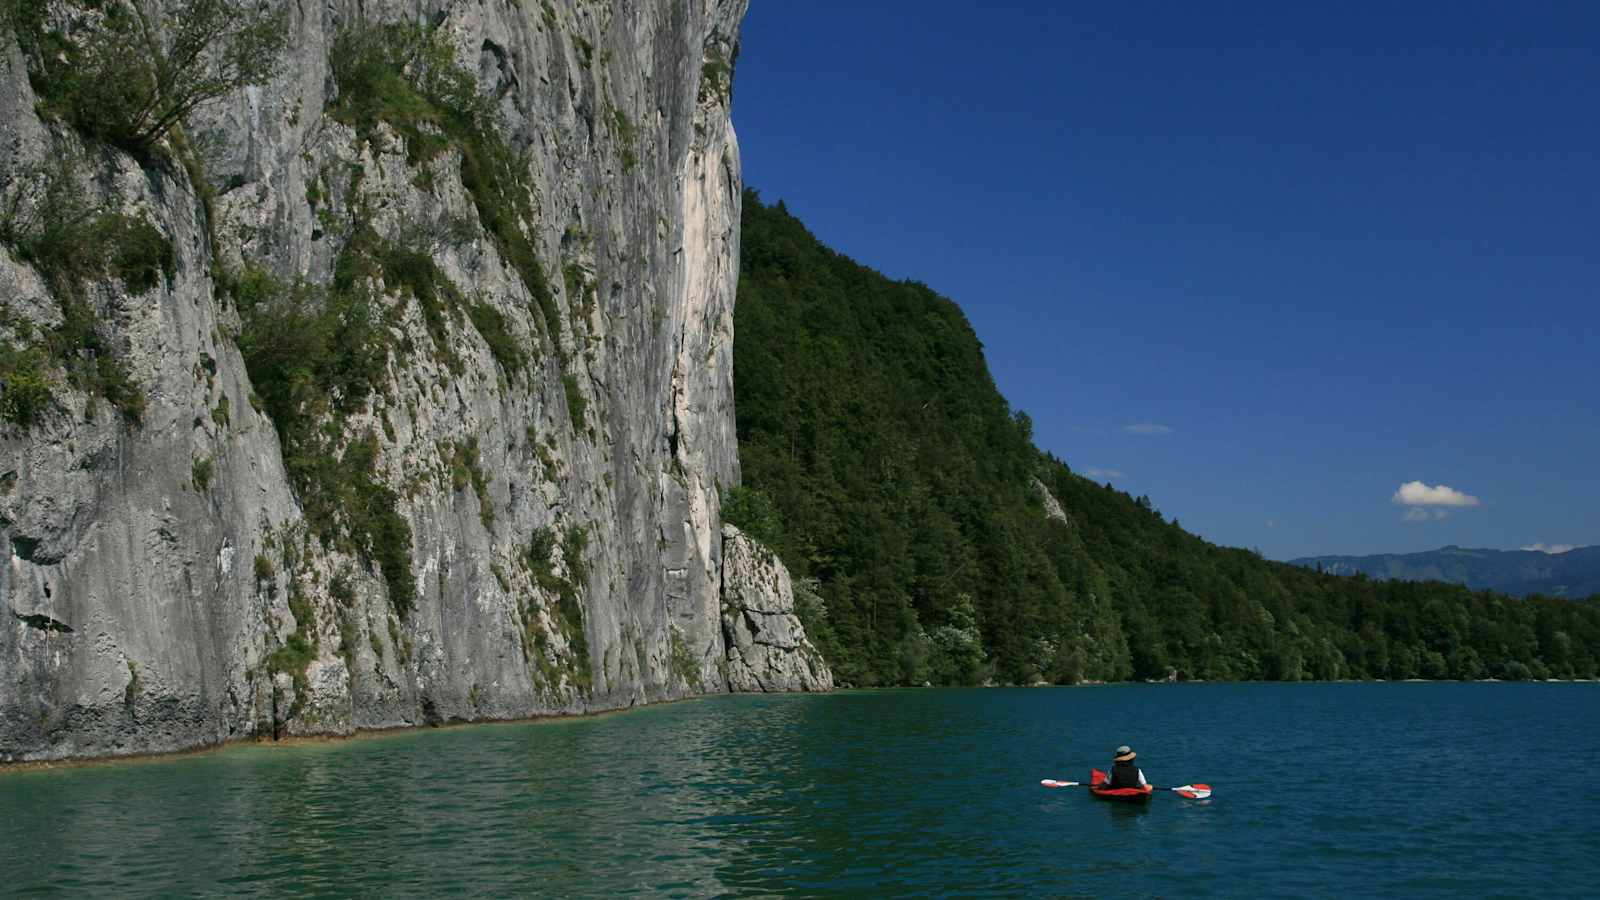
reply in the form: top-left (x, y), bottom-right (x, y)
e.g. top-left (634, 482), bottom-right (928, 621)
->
top-left (1173, 785), bottom-right (1211, 799)
top-left (1040, 779), bottom-right (1079, 788)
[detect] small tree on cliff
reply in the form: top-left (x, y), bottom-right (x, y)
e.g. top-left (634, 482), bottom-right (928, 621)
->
top-left (7, 0), bottom-right (288, 153)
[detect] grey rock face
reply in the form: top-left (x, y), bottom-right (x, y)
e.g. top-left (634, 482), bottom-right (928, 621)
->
top-left (1, 0), bottom-right (822, 765)
top-left (720, 525), bottom-right (833, 692)
top-left (1033, 477), bottom-right (1069, 525)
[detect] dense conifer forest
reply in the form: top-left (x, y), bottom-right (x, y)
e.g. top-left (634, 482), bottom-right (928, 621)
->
top-left (728, 190), bottom-right (1600, 686)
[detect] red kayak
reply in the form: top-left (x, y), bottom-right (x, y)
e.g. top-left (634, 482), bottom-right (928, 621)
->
top-left (1089, 768), bottom-right (1152, 804)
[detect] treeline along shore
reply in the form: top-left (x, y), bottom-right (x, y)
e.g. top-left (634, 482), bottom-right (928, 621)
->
top-left (725, 190), bottom-right (1600, 687)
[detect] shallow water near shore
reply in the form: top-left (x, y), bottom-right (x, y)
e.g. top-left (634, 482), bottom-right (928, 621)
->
top-left (2, 682), bottom-right (1595, 897)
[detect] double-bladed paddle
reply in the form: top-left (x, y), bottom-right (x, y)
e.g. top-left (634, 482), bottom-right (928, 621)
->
top-left (1040, 778), bottom-right (1212, 799)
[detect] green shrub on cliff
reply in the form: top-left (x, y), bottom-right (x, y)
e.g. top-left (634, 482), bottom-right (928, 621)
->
top-left (562, 374), bottom-right (587, 430)
top-left (231, 212), bottom-right (524, 612)
top-left (468, 300), bottom-right (527, 376)
top-left (0, 159), bottom-right (165, 425)
top-left (234, 263), bottom-right (416, 615)
top-left (8, 0), bottom-right (287, 153)
top-left (328, 23), bottom-right (559, 346)
top-left (266, 582), bottom-right (318, 713)
top-left (191, 455), bottom-right (213, 491)
top-left (520, 524), bottom-right (592, 688)
top-left (0, 341), bottom-right (53, 426)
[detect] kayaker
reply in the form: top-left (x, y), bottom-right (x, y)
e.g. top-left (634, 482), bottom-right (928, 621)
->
top-left (1108, 745), bottom-right (1148, 788)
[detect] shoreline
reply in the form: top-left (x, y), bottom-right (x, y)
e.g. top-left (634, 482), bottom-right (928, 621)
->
top-left (0, 692), bottom-right (713, 777)
top-left (4, 677), bottom-right (1593, 775)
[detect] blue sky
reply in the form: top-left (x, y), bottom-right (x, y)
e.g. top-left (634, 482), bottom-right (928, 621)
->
top-left (731, 1), bottom-right (1598, 560)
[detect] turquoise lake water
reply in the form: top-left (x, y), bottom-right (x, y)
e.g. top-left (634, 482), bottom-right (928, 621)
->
top-left (2, 682), bottom-right (1595, 897)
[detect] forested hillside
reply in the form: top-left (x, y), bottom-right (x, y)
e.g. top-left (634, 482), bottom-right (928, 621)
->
top-left (728, 191), bottom-right (1600, 686)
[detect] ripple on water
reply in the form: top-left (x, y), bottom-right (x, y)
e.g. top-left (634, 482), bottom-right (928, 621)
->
top-left (1, 683), bottom-right (1597, 897)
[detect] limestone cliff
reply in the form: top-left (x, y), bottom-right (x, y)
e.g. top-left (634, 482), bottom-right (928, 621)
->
top-left (0, 0), bottom-right (828, 764)
top-left (721, 525), bottom-right (832, 692)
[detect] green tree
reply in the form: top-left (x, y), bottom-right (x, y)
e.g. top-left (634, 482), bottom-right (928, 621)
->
top-left (10, 0), bottom-right (287, 152)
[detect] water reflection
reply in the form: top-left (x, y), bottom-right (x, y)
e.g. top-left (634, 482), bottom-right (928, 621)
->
top-left (2, 684), bottom-right (1596, 897)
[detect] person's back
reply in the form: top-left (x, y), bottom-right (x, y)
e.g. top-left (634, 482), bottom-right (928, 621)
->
top-left (1108, 745), bottom-right (1147, 788)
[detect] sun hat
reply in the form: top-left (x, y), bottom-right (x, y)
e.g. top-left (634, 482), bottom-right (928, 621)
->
top-left (1114, 745), bottom-right (1136, 762)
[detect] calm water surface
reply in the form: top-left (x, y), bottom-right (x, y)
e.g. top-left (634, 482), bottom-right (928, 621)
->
top-left (1, 683), bottom-right (1595, 897)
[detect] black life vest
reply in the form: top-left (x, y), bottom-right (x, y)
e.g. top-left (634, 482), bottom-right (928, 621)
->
top-left (1109, 760), bottom-right (1143, 789)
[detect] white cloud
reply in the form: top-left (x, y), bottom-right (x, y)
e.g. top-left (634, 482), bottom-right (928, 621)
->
top-left (1392, 481), bottom-right (1481, 508)
top-left (1402, 507), bottom-right (1451, 523)
top-left (1083, 467), bottom-right (1125, 479)
top-left (1522, 543), bottom-right (1575, 554)
top-left (1123, 423), bottom-right (1172, 436)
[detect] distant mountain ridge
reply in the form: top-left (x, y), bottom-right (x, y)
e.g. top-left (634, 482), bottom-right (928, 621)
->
top-left (1289, 546), bottom-right (1600, 598)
